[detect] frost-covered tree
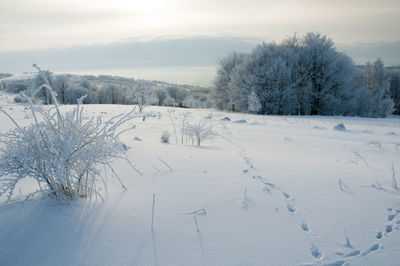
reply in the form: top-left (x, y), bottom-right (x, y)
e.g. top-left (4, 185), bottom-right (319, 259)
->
top-left (299, 32), bottom-right (354, 115)
top-left (166, 86), bottom-right (187, 107)
top-left (65, 87), bottom-right (88, 104)
top-left (3, 80), bottom-right (30, 94)
top-left (248, 89), bottom-right (262, 114)
top-left (164, 96), bottom-right (176, 107)
top-left (32, 70), bottom-right (55, 104)
top-left (348, 68), bottom-right (372, 117)
top-left (52, 74), bottom-right (70, 104)
top-left (131, 83), bottom-right (151, 112)
top-left (389, 69), bottom-right (400, 114)
top-left (228, 61), bottom-right (253, 112)
top-left (182, 95), bottom-right (197, 108)
top-left (213, 32), bottom-right (358, 116)
top-left (364, 59), bottom-right (393, 117)
top-left (229, 42), bottom-right (299, 115)
top-left (99, 85), bottom-right (120, 104)
top-left (153, 88), bottom-right (168, 106)
top-left (214, 52), bottom-right (246, 110)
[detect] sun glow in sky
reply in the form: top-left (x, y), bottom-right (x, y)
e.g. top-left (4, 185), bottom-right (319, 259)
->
top-left (0, 0), bottom-right (399, 85)
top-left (1, 0), bottom-right (399, 51)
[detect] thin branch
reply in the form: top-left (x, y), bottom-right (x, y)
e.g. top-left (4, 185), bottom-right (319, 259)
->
top-left (159, 159), bottom-right (173, 172)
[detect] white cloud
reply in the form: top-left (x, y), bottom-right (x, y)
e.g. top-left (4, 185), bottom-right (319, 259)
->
top-left (0, 0), bottom-right (399, 51)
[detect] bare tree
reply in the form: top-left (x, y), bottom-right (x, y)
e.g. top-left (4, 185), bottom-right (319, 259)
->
top-left (153, 88), bottom-right (167, 106)
top-left (132, 84), bottom-right (150, 113)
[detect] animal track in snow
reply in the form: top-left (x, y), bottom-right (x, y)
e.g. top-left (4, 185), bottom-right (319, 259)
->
top-left (243, 157), bottom-right (254, 168)
top-left (301, 222), bottom-right (310, 232)
top-left (344, 249), bottom-right (360, 257)
top-left (335, 251), bottom-right (345, 256)
top-left (230, 136), bottom-right (328, 264)
top-left (385, 224), bottom-right (393, 233)
top-left (324, 260), bottom-right (345, 266)
top-left (310, 243), bottom-right (322, 258)
top-left (362, 243), bottom-right (379, 255)
top-left (252, 175), bottom-right (275, 188)
top-left (376, 231), bottom-right (382, 239)
top-left (287, 203), bottom-right (296, 213)
top-left (263, 185), bottom-right (271, 193)
top-left (388, 213), bottom-right (396, 221)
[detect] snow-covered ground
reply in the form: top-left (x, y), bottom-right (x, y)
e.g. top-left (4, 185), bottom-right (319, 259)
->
top-left (0, 91), bottom-right (399, 266)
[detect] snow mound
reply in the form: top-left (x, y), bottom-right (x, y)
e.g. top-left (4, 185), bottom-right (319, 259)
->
top-left (333, 123), bottom-right (347, 131)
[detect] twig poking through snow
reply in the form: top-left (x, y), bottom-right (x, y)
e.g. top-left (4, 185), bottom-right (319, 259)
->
top-left (151, 193), bottom-right (156, 232)
top-left (338, 179), bottom-right (351, 193)
top-left (371, 182), bottom-right (383, 190)
top-left (159, 159), bottom-right (173, 172)
top-left (107, 162), bottom-right (127, 191)
top-left (193, 215), bottom-right (200, 233)
top-left (152, 165), bottom-right (160, 178)
top-left (392, 163), bottom-right (398, 190)
top-left (124, 157), bottom-right (143, 176)
top-left (343, 228), bottom-right (353, 248)
top-left (350, 150), bottom-right (369, 168)
top-left (167, 109), bottom-right (178, 144)
top-left (183, 208), bottom-right (207, 216)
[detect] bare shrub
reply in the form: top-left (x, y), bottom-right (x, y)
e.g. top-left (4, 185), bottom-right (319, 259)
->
top-left (0, 65), bottom-right (139, 202)
top-left (185, 118), bottom-right (218, 146)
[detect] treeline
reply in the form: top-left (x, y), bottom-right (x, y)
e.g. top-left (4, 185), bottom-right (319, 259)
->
top-left (0, 73), bottom-right (213, 109)
top-left (213, 32), bottom-right (400, 117)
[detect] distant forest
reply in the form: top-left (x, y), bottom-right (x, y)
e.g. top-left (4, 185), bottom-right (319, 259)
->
top-left (0, 73), bottom-right (213, 109)
top-left (214, 32), bottom-right (400, 117)
top-left (1, 33), bottom-right (400, 117)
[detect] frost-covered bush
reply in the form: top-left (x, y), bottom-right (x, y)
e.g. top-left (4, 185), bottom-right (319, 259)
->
top-left (14, 91), bottom-right (30, 103)
top-left (0, 65), bottom-right (138, 202)
top-left (3, 80), bottom-right (31, 94)
top-left (185, 119), bottom-right (218, 146)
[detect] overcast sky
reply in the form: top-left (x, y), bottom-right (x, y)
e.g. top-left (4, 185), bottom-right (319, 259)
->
top-left (1, 0), bottom-right (399, 85)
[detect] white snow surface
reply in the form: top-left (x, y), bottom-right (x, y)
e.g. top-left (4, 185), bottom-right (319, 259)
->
top-left (0, 92), bottom-right (399, 266)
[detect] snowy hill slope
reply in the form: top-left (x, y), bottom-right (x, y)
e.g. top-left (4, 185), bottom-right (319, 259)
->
top-left (0, 93), bottom-right (399, 266)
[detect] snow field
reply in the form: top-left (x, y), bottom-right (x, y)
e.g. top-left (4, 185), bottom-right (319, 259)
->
top-left (0, 97), bottom-right (399, 265)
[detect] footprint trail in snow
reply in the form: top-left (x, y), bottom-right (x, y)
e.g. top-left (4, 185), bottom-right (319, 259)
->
top-left (227, 133), bottom-right (399, 265)
top-left (227, 135), bottom-right (325, 262)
